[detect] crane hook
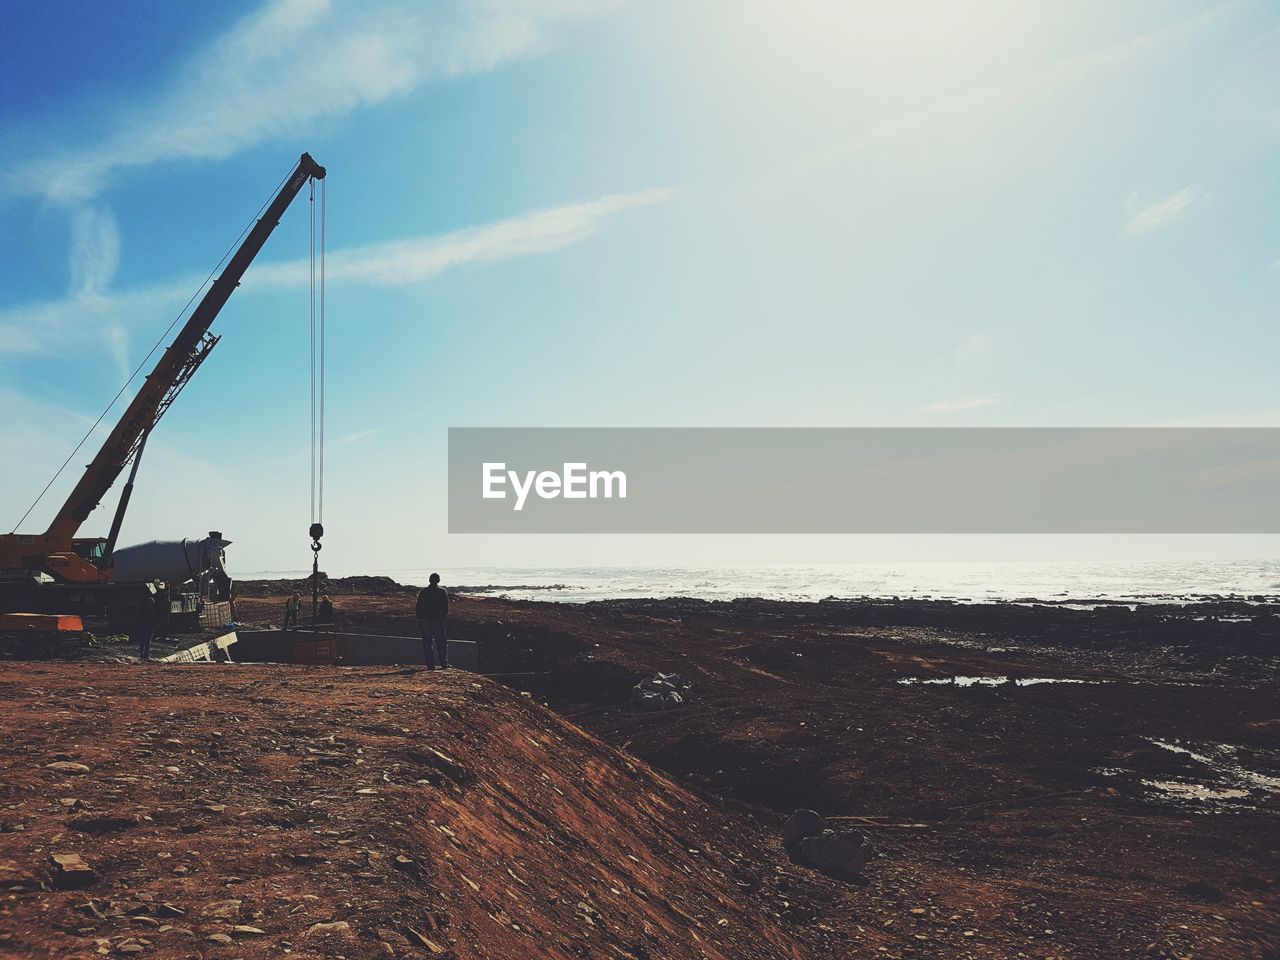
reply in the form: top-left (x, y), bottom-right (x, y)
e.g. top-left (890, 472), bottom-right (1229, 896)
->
top-left (308, 522), bottom-right (323, 627)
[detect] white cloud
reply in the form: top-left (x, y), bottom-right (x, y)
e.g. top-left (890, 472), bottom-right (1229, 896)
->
top-left (104, 323), bottom-right (132, 388)
top-left (0, 187), bottom-right (673, 357)
top-left (68, 206), bottom-right (120, 294)
top-left (924, 396), bottom-right (997, 413)
top-left (1124, 186), bottom-right (1197, 235)
top-left (0, 283), bottom-right (192, 358)
top-left (249, 187), bottom-right (676, 288)
top-left (10, 0), bottom-right (617, 202)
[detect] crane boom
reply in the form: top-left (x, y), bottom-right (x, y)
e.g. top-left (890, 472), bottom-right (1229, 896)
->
top-left (1, 152), bottom-right (326, 583)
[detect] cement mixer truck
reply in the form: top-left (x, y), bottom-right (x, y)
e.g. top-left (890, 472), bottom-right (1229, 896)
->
top-left (0, 153), bottom-right (325, 635)
top-left (107, 532), bottom-right (234, 630)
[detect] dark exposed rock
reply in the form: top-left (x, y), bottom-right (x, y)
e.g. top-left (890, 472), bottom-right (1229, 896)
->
top-left (50, 853), bottom-right (95, 889)
top-left (781, 809), bottom-right (869, 882)
top-left (782, 809), bottom-right (826, 845)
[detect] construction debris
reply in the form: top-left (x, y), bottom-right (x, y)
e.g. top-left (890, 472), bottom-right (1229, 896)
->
top-left (157, 631), bottom-right (237, 664)
top-left (629, 672), bottom-right (692, 710)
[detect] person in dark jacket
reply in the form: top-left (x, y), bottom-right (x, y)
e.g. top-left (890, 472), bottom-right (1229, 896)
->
top-left (415, 573), bottom-right (449, 669)
top-left (133, 596), bottom-right (157, 662)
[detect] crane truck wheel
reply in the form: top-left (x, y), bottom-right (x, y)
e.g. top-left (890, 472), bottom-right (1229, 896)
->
top-left (107, 593), bottom-right (146, 633)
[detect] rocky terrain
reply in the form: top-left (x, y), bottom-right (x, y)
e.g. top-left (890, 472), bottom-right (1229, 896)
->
top-left (231, 588), bottom-right (1280, 959)
top-left (2, 586), bottom-right (1276, 959)
top-left (0, 665), bottom-right (805, 960)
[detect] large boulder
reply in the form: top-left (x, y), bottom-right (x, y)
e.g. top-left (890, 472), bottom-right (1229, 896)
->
top-left (782, 809), bottom-right (826, 845)
top-left (789, 829), bottom-right (870, 882)
top-left (781, 809), bottom-right (870, 882)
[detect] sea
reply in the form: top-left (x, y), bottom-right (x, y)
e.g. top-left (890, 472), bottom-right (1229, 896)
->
top-left (235, 560), bottom-right (1280, 604)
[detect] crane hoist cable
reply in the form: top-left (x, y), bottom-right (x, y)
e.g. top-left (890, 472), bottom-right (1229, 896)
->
top-left (306, 174), bottom-right (327, 623)
top-left (319, 174), bottom-right (326, 527)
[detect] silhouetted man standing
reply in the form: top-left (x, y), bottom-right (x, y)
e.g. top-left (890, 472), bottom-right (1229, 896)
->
top-left (134, 596), bottom-right (156, 662)
top-left (416, 573), bottom-right (449, 669)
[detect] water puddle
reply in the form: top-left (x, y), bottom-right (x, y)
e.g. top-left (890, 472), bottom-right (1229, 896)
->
top-left (1142, 781), bottom-right (1249, 802)
top-left (897, 675), bottom-right (1101, 686)
top-left (1145, 738), bottom-right (1280, 795)
top-left (1096, 739), bottom-right (1280, 811)
top-left (1094, 739), bottom-right (1280, 811)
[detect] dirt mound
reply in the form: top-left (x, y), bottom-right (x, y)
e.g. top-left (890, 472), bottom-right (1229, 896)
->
top-left (235, 575), bottom-right (415, 597)
top-left (0, 664), bottom-right (803, 960)
top-left (406, 593), bottom-right (1277, 958)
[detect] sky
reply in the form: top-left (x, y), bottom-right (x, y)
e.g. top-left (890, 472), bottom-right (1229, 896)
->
top-left (2, 0), bottom-right (1279, 574)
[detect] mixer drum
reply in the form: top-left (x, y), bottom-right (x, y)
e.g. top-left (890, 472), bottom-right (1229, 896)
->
top-left (112, 532), bottom-right (230, 587)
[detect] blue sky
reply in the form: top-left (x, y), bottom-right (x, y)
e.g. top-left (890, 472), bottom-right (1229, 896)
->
top-left (2, 0), bottom-right (1279, 573)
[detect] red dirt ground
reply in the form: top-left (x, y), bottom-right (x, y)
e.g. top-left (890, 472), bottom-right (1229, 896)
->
top-left (4, 585), bottom-right (1276, 959)
top-left (230, 587), bottom-right (1279, 960)
top-left (0, 664), bottom-right (808, 960)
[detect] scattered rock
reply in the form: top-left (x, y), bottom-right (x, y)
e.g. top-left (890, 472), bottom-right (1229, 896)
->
top-left (69, 814), bottom-right (138, 834)
top-left (0, 862), bottom-right (42, 892)
top-left (304, 920), bottom-right (353, 940)
top-left (376, 927), bottom-right (411, 947)
top-left (50, 852), bottom-right (95, 889)
top-left (232, 925), bottom-right (267, 936)
top-left (406, 927), bottom-right (449, 954)
top-left (201, 898), bottom-right (241, 920)
top-left (393, 854), bottom-right (420, 876)
top-left (407, 745), bottom-right (471, 784)
top-left (46, 761), bottom-right (91, 775)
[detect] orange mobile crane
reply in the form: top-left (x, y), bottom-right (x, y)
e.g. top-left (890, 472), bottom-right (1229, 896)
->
top-left (0, 153), bottom-right (326, 629)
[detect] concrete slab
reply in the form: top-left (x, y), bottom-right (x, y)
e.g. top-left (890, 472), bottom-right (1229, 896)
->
top-left (234, 629), bottom-right (479, 671)
top-left (160, 631), bottom-right (238, 664)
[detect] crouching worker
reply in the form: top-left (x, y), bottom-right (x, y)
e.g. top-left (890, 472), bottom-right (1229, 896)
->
top-left (416, 573), bottom-right (449, 670)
